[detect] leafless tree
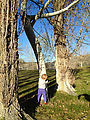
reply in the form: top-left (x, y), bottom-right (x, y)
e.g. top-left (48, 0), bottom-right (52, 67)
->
top-left (0, 0), bottom-right (20, 119)
top-left (0, 0), bottom-right (33, 119)
top-left (20, 0), bottom-right (81, 94)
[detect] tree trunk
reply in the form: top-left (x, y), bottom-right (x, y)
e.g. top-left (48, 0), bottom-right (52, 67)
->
top-left (0, 0), bottom-right (31, 119)
top-left (0, 0), bottom-right (21, 119)
top-left (23, 16), bottom-right (46, 77)
top-left (24, 19), bottom-right (47, 101)
top-left (0, 1), bottom-right (34, 119)
top-left (54, 0), bottom-right (75, 95)
top-left (35, 38), bottom-right (46, 77)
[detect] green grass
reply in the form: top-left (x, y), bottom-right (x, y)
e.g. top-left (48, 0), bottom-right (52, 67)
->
top-left (0, 118), bottom-right (5, 120)
top-left (75, 66), bottom-right (90, 95)
top-left (35, 92), bottom-right (89, 120)
top-left (18, 67), bottom-right (90, 120)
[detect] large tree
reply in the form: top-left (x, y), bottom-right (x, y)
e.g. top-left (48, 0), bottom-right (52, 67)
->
top-left (0, 0), bottom-right (33, 120)
top-left (20, 0), bottom-right (80, 95)
top-left (0, 0), bottom-right (20, 119)
top-left (54, 0), bottom-right (76, 94)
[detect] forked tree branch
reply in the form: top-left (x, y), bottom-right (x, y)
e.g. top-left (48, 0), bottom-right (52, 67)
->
top-left (35, 0), bottom-right (52, 21)
top-left (35, 0), bottom-right (80, 20)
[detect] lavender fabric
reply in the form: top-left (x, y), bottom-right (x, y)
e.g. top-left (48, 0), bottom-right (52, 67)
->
top-left (38, 88), bottom-right (47, 103)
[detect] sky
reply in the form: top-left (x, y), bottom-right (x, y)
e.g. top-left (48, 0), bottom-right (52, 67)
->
top-left (18, 0), bottom-right (90, 62)
top-left (18, 20), bottom-right (55, 62)
top-left (19, 30), bottom-right (38, 62)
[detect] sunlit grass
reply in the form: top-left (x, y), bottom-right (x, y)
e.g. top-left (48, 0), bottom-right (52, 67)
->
top-left (18, 67), bottom-right (90, 120)
top-left (35, 92), bottom-right (89, 120)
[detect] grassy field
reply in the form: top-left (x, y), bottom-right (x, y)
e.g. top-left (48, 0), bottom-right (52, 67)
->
top-left (18, 67), bottom-right (90, 120)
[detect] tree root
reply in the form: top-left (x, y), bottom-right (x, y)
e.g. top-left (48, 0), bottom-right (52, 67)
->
top-left (20, 109), bottom-right (34, 120)
top-left (64, 80), bottom-right (77, 96)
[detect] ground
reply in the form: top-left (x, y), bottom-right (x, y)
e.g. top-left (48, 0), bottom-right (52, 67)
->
top-left (18, 67), bottom-right (90, 120)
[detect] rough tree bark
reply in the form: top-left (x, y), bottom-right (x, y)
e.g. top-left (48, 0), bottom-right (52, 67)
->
top-left (0, 0), bottom-right (21, 119)
top-left (0, 0), bottom-right (33, 120)
top-left (54, 0), bottom-right (76, 95)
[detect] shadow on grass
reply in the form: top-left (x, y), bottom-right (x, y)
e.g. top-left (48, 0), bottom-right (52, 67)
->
top-left (78, 94), bottom-right (90, 102)
top-left (19, 75), bottom-right (38, 82)
top-left (19, 78), bottom-right (38, 87)
top-left (19, 90), bottom-right (38, 119)
top-left (78, 94), bottom-right (90, 107)
top-left (48, 80), bottom-right (58, 101)
top-left (19, 88), bottom-right (57, 119)
top-left (19, 83), bottom-right (58, 119)
top-left (19, 84), bottom-right (38, 96)
top-left (18, 70), bottom-right (57, 119)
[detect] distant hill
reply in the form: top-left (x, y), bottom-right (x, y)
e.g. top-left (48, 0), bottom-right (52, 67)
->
top-left (19, 62), bottom-right (38, 70)
top-left (69, 54), bottom-right (90, 68)
top-left (19, 54), bottom-right (90, 70)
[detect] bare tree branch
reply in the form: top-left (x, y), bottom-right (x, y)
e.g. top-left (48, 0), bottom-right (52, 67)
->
top-left (30, 0), bottom-right (41, 7)
top-left (37, 0), bottom-right (80, 18)
top-left (35, 0), bottom-right (52, 21)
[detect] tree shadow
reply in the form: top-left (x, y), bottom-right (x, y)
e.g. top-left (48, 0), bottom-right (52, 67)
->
top-left (48, 80), bottom-right (58, 101)
top-left (87, 67), bottom-right (90, 68)
top-left (78, 94), bottom-right (90, 101)
top-left (19, 91), bottom-right (38, 120)
top-left (19, 84), bottom-right (58, 119)
top-left (18, 85), bottom-right (38, 96)
top-left (18, 70), bottom-right (57, 119)
top-left (46, 69), bottom-right (58, 101)
top-left (78, 94), bottom-right (90, 107)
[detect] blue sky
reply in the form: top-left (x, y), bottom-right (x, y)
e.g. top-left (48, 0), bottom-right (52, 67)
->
top-left (18, 26), bottom-right (90, 62)
top-left (18, 0), bottom-right (90, 62)
top-left (18, 31), bottom-right (37, 62)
